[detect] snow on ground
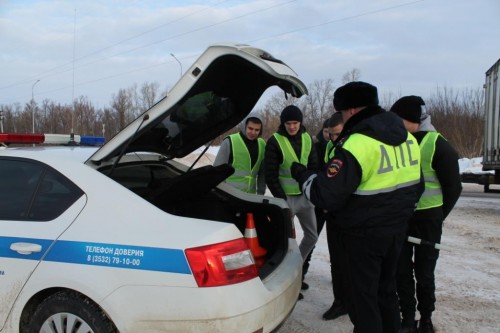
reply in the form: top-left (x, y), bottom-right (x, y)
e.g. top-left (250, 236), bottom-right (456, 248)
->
top-left (458, 157), bottom-right (484, 174)
top-left (459, 157), bottom-right (494, 175)
top-left (189, 148), bottom-right (500, 332)
top-left (281, 183), bottom-right (500, 333)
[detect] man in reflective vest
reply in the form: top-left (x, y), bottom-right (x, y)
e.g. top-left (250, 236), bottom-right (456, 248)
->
top-left (301, 117), bottom-right (331, 291)
top-left (214, 112), bottom-right (266, 194)
top-left (265, 105), bottom-right (319, 299)
top-left (291, 82), bottom-right (423, 333)
top-left (391, 96), bottom-right (462, 333)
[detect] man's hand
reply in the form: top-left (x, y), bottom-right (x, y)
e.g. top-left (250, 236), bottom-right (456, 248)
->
top-left (291, 162), bottom-right (306, 182)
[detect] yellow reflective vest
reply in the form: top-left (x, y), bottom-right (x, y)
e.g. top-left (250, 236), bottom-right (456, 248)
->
top-left (273, 132), bottom-right (312, 195)
top-left (341, 132), bottom-right (421, 196)
top-left (226, 133), bottom-right (266, 194)
top-left (416, 132), bottom-right (443, 210)
top-left (324, 140), bottom-right (334, 163)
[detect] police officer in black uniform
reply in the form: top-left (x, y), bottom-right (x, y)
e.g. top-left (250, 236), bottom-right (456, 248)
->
top-left (391, 96), bottom-right (462, 333)
top-left (320, 113), bottom-right (350, 321)
top-left (291, 82), bottom-right (423, 333)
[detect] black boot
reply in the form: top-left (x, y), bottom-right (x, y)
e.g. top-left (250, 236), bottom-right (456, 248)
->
top-left (322, 301), bottom-right (347, 321)
top-left (399, 320), bottom-right (418, 333)
top-left (418, 318), bottom-right (435, 333)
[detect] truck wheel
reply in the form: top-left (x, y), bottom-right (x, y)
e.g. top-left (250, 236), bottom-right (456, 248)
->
top-left (29, 290), bottom-right (117, 333)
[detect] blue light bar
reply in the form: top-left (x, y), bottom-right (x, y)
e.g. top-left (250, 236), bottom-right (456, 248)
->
top-left (80, 136), bottom-right (105, 146)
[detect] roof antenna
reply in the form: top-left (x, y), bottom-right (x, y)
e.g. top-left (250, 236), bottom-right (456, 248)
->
top-left (68, 8), bottom-right (77, 145)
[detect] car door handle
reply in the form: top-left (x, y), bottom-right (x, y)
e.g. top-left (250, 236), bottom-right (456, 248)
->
top-left (10, 242), bottom-right (43, 255)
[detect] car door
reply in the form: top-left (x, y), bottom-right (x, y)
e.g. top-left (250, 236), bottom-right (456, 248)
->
top-left (0, 157), bottom-right (86, 329)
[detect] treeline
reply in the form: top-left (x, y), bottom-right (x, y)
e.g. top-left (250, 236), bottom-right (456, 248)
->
top-left (0, 82), bottom-right (163, 141)
top-left (0, 79), bottom-right (483, 158)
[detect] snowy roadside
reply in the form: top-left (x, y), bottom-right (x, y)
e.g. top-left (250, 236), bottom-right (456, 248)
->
top-left (281, 183), bottom-right (500, 333)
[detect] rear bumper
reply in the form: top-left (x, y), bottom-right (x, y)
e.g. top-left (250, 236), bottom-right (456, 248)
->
top-left (102, 239), bottom-right (302, 333)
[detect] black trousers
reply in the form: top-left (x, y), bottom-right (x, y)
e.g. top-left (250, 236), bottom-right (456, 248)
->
top-left (303, 210), bottom-right (348, 308)
top-left (343, 230), bottom-right (405, 333)
top-left (397, 214), bottom-right (443, 322)
top-left (326, 215), bottom-right (347, 305)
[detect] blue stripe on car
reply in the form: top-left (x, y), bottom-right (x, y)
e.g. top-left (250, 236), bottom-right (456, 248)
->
top-left (0, 236), bottom-right (191, 274)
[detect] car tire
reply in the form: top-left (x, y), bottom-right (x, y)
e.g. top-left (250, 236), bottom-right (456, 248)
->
top-left (29, 290), bottom-right (118, 333)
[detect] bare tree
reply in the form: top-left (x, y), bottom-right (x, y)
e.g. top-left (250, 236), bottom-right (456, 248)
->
top-left (342, 68), bottom-right (361, 84)
top-left (47, 102), bottom-right (73, 134)
top-left (255, 80), bottom-right (336, 138)
top-left (22, 100), bottom-right (38, 133)
top-left (379, 91), bottom-right (402, 111)
top-left (0, 104), bottom-right (21, 133)
top-left (74, 96), bottom-right (102, 136)
top-left (111, 88), bottom-right (134, 131)
top-left (427, 86), bottom-right (484, 158)
top-left (140, 81), bottom-right (161, 110)
top-left (301, 79), bottom-right (336, 135)
top-left (0, 76), bottom-right (486, 159)
top-left (97, 107), bottom-right (120, 141)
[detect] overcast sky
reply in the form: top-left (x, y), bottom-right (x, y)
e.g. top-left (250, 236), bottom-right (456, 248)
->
top-left (1, 0), bottom-right (499, 109)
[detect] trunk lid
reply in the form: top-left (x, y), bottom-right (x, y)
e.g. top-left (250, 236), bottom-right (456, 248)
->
top-left (86, 43), bottom-right (307, 165)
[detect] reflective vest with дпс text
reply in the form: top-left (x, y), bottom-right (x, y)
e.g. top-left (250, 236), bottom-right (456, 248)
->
top-left (273, 132), bottom-right (312, 195)
top-left (416, 131), bottom-right (443, 210)
top-left (226, 133), bottom-right (266, 194)
top-left (341, 132), bottom-right (421, 196)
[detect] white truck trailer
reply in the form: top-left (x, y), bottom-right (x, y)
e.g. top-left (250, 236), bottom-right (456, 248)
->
top-left (482, 58), bottom-right (500, 192)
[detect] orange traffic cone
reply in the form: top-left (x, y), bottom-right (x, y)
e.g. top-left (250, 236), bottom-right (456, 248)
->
top-left (244, 212), bottom-right (267, 269)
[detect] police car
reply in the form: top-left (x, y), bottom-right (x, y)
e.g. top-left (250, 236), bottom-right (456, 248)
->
top-left (0, 43), bottom-right (307, 333)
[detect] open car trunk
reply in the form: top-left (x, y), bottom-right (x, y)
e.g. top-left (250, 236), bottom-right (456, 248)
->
top-left (88, 43), bottom-right (307, 279)
top-left (87, 44), bottom-right (307, 164)
top-left (99, 155), bottom-right (293, 279)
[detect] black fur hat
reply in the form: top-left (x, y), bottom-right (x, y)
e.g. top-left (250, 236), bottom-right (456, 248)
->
top-left (333, 81), bottom-right (379, 111)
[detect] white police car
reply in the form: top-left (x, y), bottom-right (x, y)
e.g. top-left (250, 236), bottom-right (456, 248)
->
top-left (0, 43), bottom-right (307, 333)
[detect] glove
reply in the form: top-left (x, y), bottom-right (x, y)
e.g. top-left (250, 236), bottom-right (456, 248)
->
top-left (291, 162), bottom-right (307, 182)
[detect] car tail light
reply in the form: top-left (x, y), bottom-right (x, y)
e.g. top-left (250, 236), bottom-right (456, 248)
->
top-left (185, 238), bottom-right (258, 287)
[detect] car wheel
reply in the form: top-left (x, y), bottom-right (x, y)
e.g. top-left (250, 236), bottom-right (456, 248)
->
top-left (29, 290), bottom-right (118, 333)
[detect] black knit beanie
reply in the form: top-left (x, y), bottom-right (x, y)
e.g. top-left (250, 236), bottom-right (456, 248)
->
top-left (390, 95), bottom-right (425, 123)
top-left (280, 105), bottom-right (303, 124)
top-left (333, 81), bottom-right (379, 111)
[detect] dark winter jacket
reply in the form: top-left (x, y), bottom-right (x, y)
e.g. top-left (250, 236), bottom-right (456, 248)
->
top-left (411, 131), bottom-right (462, 221)
top-left (314, 128), bottom-right (330, 169)
top-left (300, 106), bottom-right (424, 236)
top-left (265, 125), bottom-right (319, 200)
